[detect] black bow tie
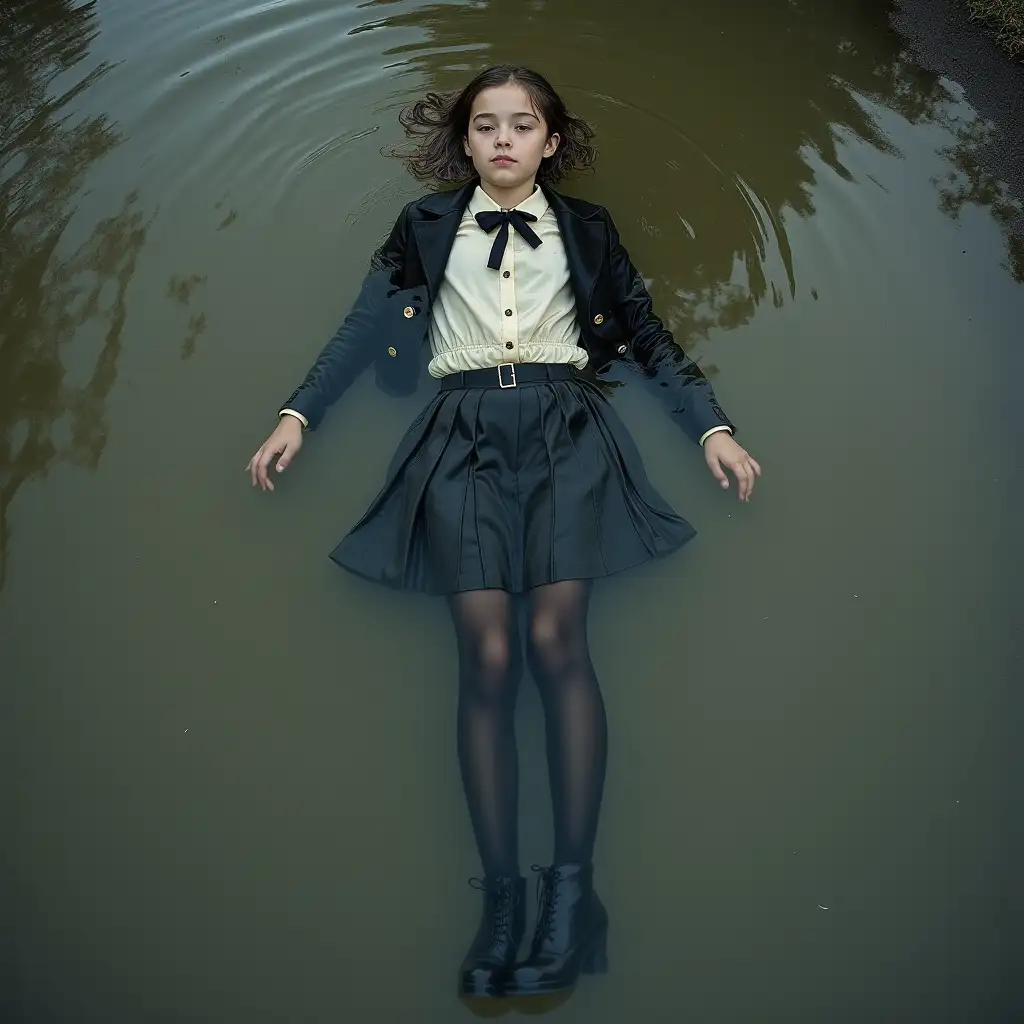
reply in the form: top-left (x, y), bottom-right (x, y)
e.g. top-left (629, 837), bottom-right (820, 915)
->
top-left (474, 209), bottom-right (542, 270)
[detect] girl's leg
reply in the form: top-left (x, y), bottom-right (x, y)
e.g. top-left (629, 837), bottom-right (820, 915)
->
top-left (508, 579), bottom-right (609, 996)
top-left (448, 588), bottom-right (522, 877)
top-left (525, 580), bottom-right (607, 865)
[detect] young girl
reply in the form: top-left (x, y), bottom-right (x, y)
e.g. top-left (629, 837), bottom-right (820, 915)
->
top-left (247, 65), bottom-right (760, 999)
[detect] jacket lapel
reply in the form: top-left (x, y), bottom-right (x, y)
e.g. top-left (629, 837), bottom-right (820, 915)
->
top-left (544, 186), bottom-right (607, 318)
top-left (411, 180), bottom-right (476, 301)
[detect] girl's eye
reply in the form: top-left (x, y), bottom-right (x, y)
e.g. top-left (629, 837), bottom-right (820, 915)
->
top-left (474, 124), bottom-right (533, 133)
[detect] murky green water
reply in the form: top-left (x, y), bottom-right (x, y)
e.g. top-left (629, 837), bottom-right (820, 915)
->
top-left (2, 0), bottom-right (1021, 1020)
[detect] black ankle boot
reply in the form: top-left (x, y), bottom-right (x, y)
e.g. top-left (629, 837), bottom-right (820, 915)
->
top-left (506, 862), bottom-right (609, 996)
top-left (458, 875), bottom-right (526, 997)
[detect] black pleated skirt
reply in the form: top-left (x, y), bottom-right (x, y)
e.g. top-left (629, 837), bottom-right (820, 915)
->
top-left (332, 373), bottom-right (695, 594)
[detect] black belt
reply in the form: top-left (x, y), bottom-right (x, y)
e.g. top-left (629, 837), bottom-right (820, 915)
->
top-left (439, 363), bottom-right (576, 391)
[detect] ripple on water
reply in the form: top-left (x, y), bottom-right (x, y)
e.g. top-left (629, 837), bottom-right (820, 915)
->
top-left (93, 0), bottom-right (438, 214)
top-left (565, 86), bottom-right (799, 338)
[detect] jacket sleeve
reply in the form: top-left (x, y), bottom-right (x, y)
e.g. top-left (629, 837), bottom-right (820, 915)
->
top-left (607, 213), bottom-right (736, 445)
top-left (279, 205), bottom-right (411, 430)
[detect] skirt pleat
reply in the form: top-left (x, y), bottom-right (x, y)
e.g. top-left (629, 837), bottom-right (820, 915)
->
top-left (331, 375), bottom-right (695, 595)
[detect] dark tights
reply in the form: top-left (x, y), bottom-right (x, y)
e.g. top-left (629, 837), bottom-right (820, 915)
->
top-left (449, 581), bottom-right (608, 878)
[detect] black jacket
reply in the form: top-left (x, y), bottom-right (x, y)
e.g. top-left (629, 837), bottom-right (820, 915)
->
top-left (282, 180), bottom-right (734, 445)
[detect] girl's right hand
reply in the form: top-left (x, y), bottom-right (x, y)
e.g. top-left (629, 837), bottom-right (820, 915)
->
top-left (247, 416), bottom-right (303, 492)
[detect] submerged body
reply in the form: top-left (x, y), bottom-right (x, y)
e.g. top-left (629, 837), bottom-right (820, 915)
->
top-left (247, 65), bottom-right (760, 998)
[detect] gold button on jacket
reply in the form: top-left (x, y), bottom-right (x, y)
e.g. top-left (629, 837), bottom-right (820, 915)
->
top-left (593, 313), bottom-right (605, 325)
top-left (387, 346), bottom-right (397, 357)
top-left (403, 306), bottom-right (416, 319)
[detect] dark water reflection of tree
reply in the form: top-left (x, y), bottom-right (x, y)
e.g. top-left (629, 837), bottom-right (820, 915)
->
top-left (367, 0), bottom-right (1023, 311)
top-left (0, 0), bottom-right (152, 587)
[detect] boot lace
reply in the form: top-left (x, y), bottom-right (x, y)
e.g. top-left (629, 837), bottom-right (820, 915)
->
top-left (468, 877), bottom-right (518, 949)
top-left (531, 864), bottom-right (561, 943)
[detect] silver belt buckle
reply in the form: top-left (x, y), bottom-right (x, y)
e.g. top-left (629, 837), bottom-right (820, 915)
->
top-left (497, 363), bottom-right (517, 388)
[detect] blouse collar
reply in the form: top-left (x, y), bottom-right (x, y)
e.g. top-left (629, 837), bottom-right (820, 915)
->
top-left (469, 183), bottom-right (549, 220)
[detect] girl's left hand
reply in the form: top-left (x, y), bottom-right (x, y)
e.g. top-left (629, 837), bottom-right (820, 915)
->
top-left (703, 432), bottom-right (761, 502)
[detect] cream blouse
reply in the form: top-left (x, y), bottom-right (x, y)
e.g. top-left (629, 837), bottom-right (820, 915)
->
top-left (426, 185), bottom-right (588, 377)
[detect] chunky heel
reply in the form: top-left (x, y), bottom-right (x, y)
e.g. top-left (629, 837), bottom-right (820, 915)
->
top-left (581, 925), bottom-right (608, 974)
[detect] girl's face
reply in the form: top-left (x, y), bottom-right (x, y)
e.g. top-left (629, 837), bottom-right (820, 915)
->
top-left (463, 83), bottom-right (560, 192)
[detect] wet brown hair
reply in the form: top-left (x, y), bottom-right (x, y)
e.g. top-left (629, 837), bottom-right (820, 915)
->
top-left (396, 65), bottom-right (596, 185)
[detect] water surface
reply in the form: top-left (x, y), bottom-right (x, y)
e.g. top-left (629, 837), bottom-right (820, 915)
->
top-left (1, 1), bottom-right (1020, 1020)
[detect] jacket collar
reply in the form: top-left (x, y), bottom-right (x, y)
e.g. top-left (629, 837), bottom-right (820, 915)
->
top-left (410, 182), bottom-right (473, 300)
top-left (416, 179), bottom-right (477, 219)
top-left (411, 178), bottom-right (606, 309)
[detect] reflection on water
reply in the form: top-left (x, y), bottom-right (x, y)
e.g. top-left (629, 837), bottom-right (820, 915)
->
top-left (0, 0), bottom-right (151, 586)
top-left (369, 0), bottom-right (1022, 354)
top-left (1, 0), bottom-right (1020, 1020)
top-left (166, 272), bottom-right (209, 359)
top-left (370, 1), bottom-right (970, 307)
top-left (932, 115), bottom-right (1024, 281)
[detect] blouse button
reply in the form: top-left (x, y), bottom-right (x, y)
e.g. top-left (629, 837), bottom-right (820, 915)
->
top-left (593, 313), bottom-right (605, 325)
top-left (504, 309), bottom-right (513, 317)
top-left (617, 344), bottom-right (628, 355)
top-left (403, 306), bottom-right (416, 319)
top-left (505, 342), bottom-right (514, 350)
top-left (503, 271), bottom-right (511, 279)
top-left (387, 346), bottom-right (397, 357)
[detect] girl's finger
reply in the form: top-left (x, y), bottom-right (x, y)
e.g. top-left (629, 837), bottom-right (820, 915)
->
top-left (749, 456), bottom-right (762, 476)
top-left (732, 460), bottom-right (750, 501)
top-left (276, 442), bottom-right (293, 472)
top-left (709, 455), bottom-right (729, 489)
top-left (257, 446), bottom-right (277, 491)
top-left (249, 450), bottom-right (263, 488)
top-left (742, 459), bottom-right (756, 499)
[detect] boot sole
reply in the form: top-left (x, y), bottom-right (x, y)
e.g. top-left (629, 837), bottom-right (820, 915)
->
top-left (504, 930), bottom-right (609, 995)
